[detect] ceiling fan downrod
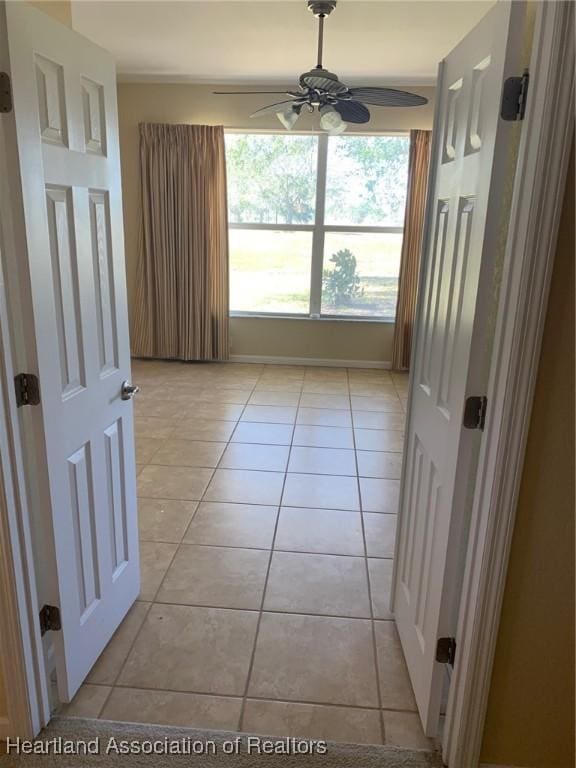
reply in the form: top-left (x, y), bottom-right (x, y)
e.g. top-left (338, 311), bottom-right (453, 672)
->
top-left (308, 0), bottom-right (337, 69)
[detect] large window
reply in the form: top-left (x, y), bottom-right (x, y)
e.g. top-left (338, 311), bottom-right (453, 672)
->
top-left (225, 132), bottom-right (409, 319)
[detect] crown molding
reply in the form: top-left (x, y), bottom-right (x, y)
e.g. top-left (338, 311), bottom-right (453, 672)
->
top-left (115, 73), bottom-right (437, 87)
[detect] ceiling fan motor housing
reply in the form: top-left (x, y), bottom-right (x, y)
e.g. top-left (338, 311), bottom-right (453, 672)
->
top-left (299, 68), bottom-right (347, 93)
top-left (307, 1), bottom-right (337, 17)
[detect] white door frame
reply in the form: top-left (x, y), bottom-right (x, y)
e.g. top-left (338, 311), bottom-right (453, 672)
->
top-left (0, 250), bottom-right (48, 739)
top-left (0, 0), bottom-right (573, 759)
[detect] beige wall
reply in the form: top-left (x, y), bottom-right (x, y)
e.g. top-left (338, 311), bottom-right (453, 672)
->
top-left (28, 0), bottom-right (72, 27)
top-left (0, 661), bottom-right (6, 720)
top-left (481, 150), bottom-right (575, 767)
top-left (230, 316), bottom-right (394, 363)
top-left (117, 83), bottom-right (435, 362)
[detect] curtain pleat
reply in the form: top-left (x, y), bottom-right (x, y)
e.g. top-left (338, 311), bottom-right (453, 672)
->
top-left (392, 129), bottom-right (432, 371)
top-left (132, 123), bottom-right (229, 361)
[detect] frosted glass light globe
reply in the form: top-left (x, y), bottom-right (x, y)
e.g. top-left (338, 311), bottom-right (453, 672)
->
top-left (319, 105), bottom-right (347, 134)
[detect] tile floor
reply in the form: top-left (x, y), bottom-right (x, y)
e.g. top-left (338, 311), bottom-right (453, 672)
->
top-left (61, 360), bottom-right (433, 750)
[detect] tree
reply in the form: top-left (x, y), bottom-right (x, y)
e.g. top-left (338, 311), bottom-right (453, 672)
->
top-left (326, 136), bottom-right (409, 225)
top-left (225, 134), bottom-right (317, 224)
top-left (225, 133), bottom-right (410, 227)
top-left (323, 249), bottom-right (362, 307)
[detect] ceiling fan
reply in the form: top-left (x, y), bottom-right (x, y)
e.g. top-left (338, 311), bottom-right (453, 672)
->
top-left (214, 0), bottom-right (427, 134)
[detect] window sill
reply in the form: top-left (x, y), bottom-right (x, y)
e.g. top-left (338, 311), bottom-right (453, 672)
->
top-left (230, 313), bottom-right (396, 325)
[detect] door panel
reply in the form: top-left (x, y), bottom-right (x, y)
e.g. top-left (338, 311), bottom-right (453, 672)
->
top-left (89, 190), bottom-right (119, 376)
top-left (103, 418), bottom-right (130, 578)
top-left (393, 1), bottom-right (526, 736)
top-left (4, 1), bottom-right (139, 701)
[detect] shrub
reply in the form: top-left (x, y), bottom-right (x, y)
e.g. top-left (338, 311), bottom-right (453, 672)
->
top-left (323, 249), bottom-right (362, 307)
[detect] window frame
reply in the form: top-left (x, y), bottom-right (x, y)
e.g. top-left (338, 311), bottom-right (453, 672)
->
top-left (225, 129), bottom-right (409, 322)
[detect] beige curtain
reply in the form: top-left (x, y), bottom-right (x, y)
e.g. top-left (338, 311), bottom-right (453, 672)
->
top-left (132, 123), bottom-right (229, 361)
top-left (392, 129), bottom-right (432, 371)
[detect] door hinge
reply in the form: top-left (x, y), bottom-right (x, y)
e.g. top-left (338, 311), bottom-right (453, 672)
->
top-left (0, 72), bottom-right (12, 114)
top-left (14, 373), bottom-right (40, 408)
top-left (436, 636), bottom-right (457, 666)
top-left (501, 70), bottom-right (529, 121)
top-left (463, 395), bottom-right (487, 430)
top-left (39, 604), bottom-right (61, 636)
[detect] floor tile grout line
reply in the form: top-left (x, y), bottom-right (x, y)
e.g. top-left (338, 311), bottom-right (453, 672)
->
top-left (236, 367), bottom-right (299, 733)
top-left (140, 539), bottom-right (395, 560)
top-left (138, 495), bottom-right (400, 511)
top-left (97, 391), bottom-right (211, 718)
top-left (137, 495), bottom-right (396, 514)
top-left (95, 598), bottom-right (156, 719)
top-left (140, 439), bottom-right (404, 451)
top-left (140, 463), bottom-right (400, 479)
top-left (130, 600), bottom-right (394, 623)
top-left (101, 453), bottom-right (212, 714)
top-left (99, 681), bottom-right (419, 715)
top-left (389, 370), bottom-right (409, 403)
top-left (139, 431), bottom-right (405, 452)
top-left (140, 417), bottom-right (405, 432)
top-left (116, 603), bottom-right (399, 623)
top-left (140, 496), bottom-right (397, 512)
top-left (113, 366), bottom-right (268, 718)
top-left (236, 512), bottom-right (283, 729)
top-left (172, 366), bottom-right (263, 543)
top-left (347, 367), bottom-right (387, 746)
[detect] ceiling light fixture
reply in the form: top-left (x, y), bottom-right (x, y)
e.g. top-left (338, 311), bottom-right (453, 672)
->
top-left (214, 1), bottom-right (428, 133)
top-left (276, 103), bottom-right (302, 130)
top-left (318, 104), bottom-right (347, 134)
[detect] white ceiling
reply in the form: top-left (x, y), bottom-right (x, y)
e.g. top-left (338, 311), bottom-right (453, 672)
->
top-left (72, 0), bottom-right (494, 84)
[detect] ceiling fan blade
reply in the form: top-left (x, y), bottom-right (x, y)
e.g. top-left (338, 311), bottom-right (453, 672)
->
top-left (250, 100), bottom-right (306, 118)
top-left (348, 87), bottom-right (428, 107)
top-left (214, 91), bottom-right (298, 96)
top-left (334, 100), bottom-right (370, 124)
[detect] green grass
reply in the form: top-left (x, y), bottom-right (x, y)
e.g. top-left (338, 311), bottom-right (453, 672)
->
top-left (230, 230), bottom-right (401, 317)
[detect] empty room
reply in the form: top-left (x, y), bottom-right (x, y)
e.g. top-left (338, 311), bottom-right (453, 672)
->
top-left (0, 2), bottom-right (573, 767)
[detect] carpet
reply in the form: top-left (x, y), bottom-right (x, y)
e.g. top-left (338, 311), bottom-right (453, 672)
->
top-left (0, 717), bottom-right (442, 767)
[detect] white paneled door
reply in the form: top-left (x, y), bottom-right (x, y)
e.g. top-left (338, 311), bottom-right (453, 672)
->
top-left (393, 1), bottom-right (527, 736)
top-left (3, 3), bottom-right (139, 701)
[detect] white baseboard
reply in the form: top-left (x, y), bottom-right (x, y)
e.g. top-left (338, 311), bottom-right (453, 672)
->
top-left (229, 354), bottom-right (391, 369)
